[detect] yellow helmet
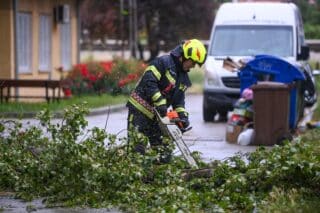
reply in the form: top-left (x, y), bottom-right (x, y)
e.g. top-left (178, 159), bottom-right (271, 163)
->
top-left (182, 39), bottom-right (207, 65)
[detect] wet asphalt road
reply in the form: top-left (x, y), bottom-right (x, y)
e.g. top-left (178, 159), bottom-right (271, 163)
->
top-left (85, 94), bottom-right (257, 162)
top-left (84, 93), bottom-right (315, 162)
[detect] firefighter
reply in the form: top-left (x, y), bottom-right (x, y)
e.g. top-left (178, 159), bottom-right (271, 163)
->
top-left (126, 39), bottom-right (207, 163)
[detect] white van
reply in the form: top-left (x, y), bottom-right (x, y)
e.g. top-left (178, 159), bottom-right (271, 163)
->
top-left (203, 2), bottom-right (314, 122)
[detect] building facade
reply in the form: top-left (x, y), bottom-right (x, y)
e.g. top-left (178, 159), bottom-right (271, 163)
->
top-left (0, 0), bottom-right (79, 81)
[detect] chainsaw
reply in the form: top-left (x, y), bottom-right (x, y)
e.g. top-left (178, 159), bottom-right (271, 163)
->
top-left (154, 109), bottom-right (199, 169)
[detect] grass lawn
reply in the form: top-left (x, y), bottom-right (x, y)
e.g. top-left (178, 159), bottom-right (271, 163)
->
top-left (0, 94), bottom-right (128, 114)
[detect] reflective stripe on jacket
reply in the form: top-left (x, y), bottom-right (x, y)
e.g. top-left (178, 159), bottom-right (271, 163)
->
top-left (127, 47), bottom-right (191, 119)
top-left (128, 91), bottom-right (154, 119)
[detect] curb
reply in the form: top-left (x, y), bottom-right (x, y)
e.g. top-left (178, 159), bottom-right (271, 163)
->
top-left (0, 93), bottom-right (200, 119)
top-left (0, 104), bottom-right (127, 119)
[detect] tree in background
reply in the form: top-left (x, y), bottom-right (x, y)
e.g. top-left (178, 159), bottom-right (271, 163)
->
top-left (80, 0), bottom-right (121, 48)
top-left (79, 0), bottom-right (217, 61)
top-left (293, 0), bottom-right (320, 39)
top-left (137, 0), bottom-right (216, 60)
top-left (80, 0), bottom-right (320, 61)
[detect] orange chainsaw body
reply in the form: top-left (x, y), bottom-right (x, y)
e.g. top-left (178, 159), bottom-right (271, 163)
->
top-left (166, 110), bottom-right (183, 128)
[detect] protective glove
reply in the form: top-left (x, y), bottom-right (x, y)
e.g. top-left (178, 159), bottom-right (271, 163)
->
top-left (156, 105), bottom-right (167, 117)
top-left (180, 117), bottom-right (190, 129)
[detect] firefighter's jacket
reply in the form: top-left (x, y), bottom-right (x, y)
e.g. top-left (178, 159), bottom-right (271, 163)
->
top-left (127, 46), bottom-right (191, 120)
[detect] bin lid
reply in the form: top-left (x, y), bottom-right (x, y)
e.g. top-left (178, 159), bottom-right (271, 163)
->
top-left (241, 55), bottom-right (305, 83)
top-left (251, 81), bottom-right (290, 91)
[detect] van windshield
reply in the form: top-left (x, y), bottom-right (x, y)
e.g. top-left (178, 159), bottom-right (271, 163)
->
top-left (210, 25), bottom-right (293, 57)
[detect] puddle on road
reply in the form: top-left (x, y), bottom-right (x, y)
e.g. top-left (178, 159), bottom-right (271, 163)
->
top-left (183, 136), bottom-right (224, 142)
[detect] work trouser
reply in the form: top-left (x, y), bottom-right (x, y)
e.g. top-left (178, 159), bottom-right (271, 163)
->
top-left (127, 106), bottom-right (172, 162)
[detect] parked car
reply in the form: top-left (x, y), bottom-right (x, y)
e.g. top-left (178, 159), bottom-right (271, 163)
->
top-left (299, 62), bottom-right (318, 107)
top-left (203, 2), bottom-right (318, 122)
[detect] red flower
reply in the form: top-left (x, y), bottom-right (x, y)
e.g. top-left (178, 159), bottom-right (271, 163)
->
top-left (75, 64), bottom-right (89, 77)
top-left (118, 73), bottom-right (140, 88)
top-left (63, 88), bottom-right (72, 97)
top-left (118, 79), bottom-right (128, 88)
top-left (127, 73), bottom-right (138, 80)
top-left (100, 61), bottom-right (113, 74)
top-left (88, 74), bottom-right (97, 82)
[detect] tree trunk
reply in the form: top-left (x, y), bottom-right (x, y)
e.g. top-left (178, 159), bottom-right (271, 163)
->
top-left (145, 8), bottom-right (160, 62)
top-left (181, 168), bottom-right (214, 181)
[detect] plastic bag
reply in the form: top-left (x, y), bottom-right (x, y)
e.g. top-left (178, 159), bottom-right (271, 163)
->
top-left (237, 128), bottom-right (254, 146)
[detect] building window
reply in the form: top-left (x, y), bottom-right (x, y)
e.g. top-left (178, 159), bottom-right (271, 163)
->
top-left (17, 12), bottom-right (32, 73)
top-left (38, 14), bottom-right (51, 72)
top-left (60, 23), bottom-right (71, 70)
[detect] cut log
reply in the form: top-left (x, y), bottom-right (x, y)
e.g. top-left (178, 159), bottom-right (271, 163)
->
top-left (182, 168), bottom-right (214, 181)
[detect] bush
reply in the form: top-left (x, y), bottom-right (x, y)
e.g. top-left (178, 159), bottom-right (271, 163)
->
top-left (64, 58), bottom-right (146, 96)
top-left (1, 104), bottom-right (320, 211)
top-left (305, 24), bottom-right (320, 39)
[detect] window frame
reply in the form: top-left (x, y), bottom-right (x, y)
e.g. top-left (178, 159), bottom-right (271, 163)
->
top-left (17, 12), bottom-right (32, 74)
top-left (38, 14), bottom-right (52, 72)
top-left (60, 22), bottom-right (72, 71)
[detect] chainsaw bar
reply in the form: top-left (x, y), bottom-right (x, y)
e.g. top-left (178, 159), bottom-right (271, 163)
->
top-left (155, 110), bottom-right (199, 169)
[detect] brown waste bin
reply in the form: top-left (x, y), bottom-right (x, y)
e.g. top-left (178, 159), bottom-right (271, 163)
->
top-left (251, 82), bottom-right (290, 146)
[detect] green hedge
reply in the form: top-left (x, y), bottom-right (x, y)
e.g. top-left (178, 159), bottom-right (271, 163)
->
top-left (1, 104), bottom-right (319, 212)
top-left (305, 24), bottom-right (320, 39)
top-left (62, 58), bottom-right (146, 96)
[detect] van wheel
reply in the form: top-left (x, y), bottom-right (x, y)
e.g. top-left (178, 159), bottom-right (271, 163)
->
top-left (203, 105), bottom-right (216, 122)
top-left (218, 110), bottom-right (228, 122)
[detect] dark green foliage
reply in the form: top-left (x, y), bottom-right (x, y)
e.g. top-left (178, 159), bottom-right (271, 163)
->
top-left (294, 0), bottom-right (320, 38)
top-left (1, 104), bottom-right (319, 211)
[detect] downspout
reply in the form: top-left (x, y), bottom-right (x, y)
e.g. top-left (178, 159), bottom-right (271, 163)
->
top-left (13, 0), bottom-right (19, 98)
top-left (76, 0), bottom-right (80, 64)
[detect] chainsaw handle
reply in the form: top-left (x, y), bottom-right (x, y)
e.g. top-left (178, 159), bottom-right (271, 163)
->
top-left (169, 118), bottom-right (184, 129)
top-left (180, 126), bottom-right (192, 133)
top-left (168, 117), bottom-right (192, 133)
